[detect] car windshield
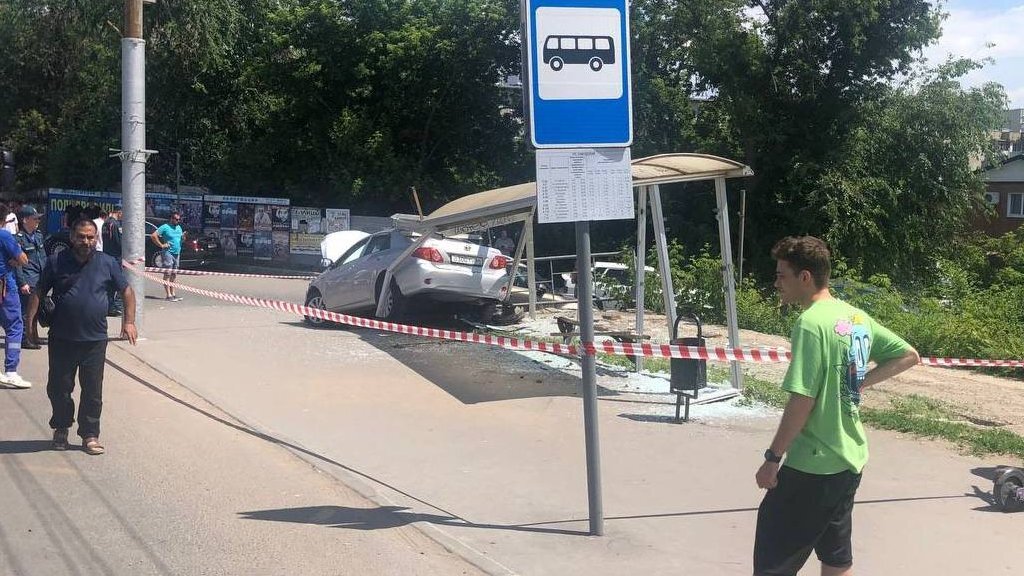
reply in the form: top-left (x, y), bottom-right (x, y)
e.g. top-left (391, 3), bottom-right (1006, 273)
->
top-left (335, 237), bottom-right (370, 268)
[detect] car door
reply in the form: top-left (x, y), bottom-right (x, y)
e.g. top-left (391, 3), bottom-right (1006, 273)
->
top-left (348, 232), bottom-right (394, 308)
top-left (319, 237), bottom-right (370, 310)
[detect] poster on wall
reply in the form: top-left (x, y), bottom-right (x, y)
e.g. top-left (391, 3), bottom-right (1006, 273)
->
top-left (204, 195), bottom-right (290, 258)
top-left (204, 202), bottom-right (221, 229)
top-left (220, 230), bottom-right (238, 257)
top-left (237, 204), bottom-right (255, 231)
top-left (271, 206), bottom-right (290, 232)
top-left (179, 198), bottom-right (204, 231)
top-left (324, 208), bottom-right (351, 233)
top-left (44, 189), bottom-right (121, 234)
top-left (237, 231), bottom-right (255, 257)
top-left (220, 203), bottom-right (238, 229)
top-left (289, 206), bottom-right (325, 255)
top-left (254, 231), bottom-right (273, 261)
top-left (272, 231), bottom-right (290, 262)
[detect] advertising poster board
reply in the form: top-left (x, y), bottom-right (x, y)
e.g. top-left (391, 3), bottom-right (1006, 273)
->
top-left (324, 208), bottom-right (351, 233)
top-left (254, 230), bottom-right (273, 261)
top-left (44, 189), bottom-right (121, 234)
top-left (272, 231), bottom-right (290, 262)
top-left (289, 206), bottom-right (324, 255)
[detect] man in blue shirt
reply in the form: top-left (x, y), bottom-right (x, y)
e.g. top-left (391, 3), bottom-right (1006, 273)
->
top-left (0, 224), bottom-right (29, 389)
top-left (150, 211), bottom-right (185, 301)
top-left (14, 205), bottom-right (46, 350)
top-left (27, 219), bottom-right (138, 455)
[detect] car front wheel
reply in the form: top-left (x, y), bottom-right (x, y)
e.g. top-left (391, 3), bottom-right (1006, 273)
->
top-left (304, 290), bottom-right (328, 327)
top-left (377, 279), bottom-right (406, 320)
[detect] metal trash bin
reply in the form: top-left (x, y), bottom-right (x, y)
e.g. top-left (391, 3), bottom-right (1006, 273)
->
top-left (670, 313), bottom-right (708, 422)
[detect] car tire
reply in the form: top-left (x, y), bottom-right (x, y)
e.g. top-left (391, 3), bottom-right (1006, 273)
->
top-left (994, 469), bottom-right (1024, 512)
top-left (304, 289), bottom-right (329, 328)
top-left (589, 57), bottom-right (603, 71)
top-left (376, 278), bottom-right (406, 320)
top-left (45, 238), bottom-right (70, 256)
top-left (549, 57), bottom-right (563, 71)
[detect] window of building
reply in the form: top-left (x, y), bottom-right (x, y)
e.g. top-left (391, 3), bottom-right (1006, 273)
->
top-left (1008, 193), bottom-right (1024, 218)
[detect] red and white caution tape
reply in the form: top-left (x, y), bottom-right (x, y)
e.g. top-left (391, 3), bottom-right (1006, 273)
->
top-left (143, 267), bottom-right (316, 280)
top-left (125, 264), bottom-right (578, 356)
top-left (918, 357), bottom-right (1024, 369)
top-left (122, 262), bottom-right (1024, 368)
top-left (584, 341), bottom-right (792, 363)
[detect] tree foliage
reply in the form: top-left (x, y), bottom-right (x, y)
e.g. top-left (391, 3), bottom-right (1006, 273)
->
top-left (0, 0), bottom-right (1011, 283)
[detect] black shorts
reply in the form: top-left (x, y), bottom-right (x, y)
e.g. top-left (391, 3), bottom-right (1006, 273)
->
top-left (753, 465), bottom-right (862, 576)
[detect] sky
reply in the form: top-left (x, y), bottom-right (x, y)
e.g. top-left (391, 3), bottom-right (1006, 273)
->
top-left (923, 0), bottom-right (1024, 108)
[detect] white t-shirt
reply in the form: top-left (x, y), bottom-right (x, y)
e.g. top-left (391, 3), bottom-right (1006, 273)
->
top-left (93, 217), bottom-right (105, 251)
top-left (3, 212), bottom-right (17, 234)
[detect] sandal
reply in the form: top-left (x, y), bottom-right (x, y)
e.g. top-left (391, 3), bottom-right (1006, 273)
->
top-left (82, 437), bottom-right (105, 455)
top-left (52, 429), bottom-right (69, 451)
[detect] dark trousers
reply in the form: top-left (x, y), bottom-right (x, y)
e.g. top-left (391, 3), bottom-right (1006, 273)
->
top-left (47, 338), bottom-right (108, 438)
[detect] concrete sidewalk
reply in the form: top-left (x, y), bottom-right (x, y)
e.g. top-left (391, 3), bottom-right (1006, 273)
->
top-left (77, 276), bottom-right (1023, 574)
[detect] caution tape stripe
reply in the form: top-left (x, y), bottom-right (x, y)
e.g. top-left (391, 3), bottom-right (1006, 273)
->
top-left (142, 266), bottom-right (315, 280)
top-left (125, 265), bottom-right (578, 356)
top-left (121, 263), bottom-right (1024, 368)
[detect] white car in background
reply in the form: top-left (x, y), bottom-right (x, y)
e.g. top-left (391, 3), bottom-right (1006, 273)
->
top-left (562, 261), bottom-right (655, 310)
top-left (305, 229), bottom-right (511, 324)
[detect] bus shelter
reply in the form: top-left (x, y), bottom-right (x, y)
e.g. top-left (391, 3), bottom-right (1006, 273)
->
top-left (386, 153), bottom-right (753, 388)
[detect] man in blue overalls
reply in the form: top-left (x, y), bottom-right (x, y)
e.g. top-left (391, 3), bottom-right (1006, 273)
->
top-left (15, 205), bottom-right (46, 349)
top-left (0, 222), bottom-right (29, 389)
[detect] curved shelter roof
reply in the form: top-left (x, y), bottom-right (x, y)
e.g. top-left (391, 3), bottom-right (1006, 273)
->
top-left (399, 153), bottom-right (752, 233)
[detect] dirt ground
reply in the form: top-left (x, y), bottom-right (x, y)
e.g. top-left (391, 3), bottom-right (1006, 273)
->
top-left (531, 306), bottom-right (1024, 437)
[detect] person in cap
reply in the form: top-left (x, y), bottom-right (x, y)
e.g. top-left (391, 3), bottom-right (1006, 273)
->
top-left (15, 205), bottom-right (46, 349)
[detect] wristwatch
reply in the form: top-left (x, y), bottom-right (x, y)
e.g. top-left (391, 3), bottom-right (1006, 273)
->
top-left (763, 449), bottom-right (783, 463)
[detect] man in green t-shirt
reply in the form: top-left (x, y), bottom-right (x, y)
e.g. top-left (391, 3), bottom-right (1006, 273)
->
top-left (753, 236), bottom-right (919, 576)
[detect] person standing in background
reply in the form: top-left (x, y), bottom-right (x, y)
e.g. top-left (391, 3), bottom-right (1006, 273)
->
top-left (102, 205), bottom-right (124, 316)
top-left (150, 211), bottom-right (185, 301)
top-left (14, 205), bottom-right (45, 349)
top-left (3, 202), bottom-right (19, 234)
top-left (0, 223), bottom-right (29, 389)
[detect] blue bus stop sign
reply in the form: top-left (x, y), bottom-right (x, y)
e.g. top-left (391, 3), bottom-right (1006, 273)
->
top-left (525, 0), bottom-right (632, 148)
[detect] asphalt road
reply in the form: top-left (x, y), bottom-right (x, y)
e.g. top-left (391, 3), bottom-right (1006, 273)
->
top-left (0, 283), bottom-right (483, 576)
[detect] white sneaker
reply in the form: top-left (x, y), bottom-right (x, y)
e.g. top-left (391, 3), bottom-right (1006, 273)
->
top-left (0, 372), bottom-right (31, 389)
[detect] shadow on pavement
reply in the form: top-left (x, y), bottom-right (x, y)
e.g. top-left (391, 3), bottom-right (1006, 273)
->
top-left (238, 505), bottom-right (588, 536)
top-left (0, 439), bottom-right (55, 454)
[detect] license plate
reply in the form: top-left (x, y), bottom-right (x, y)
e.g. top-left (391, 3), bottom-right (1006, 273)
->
top-left (450, 254), bottom-right (479, 265)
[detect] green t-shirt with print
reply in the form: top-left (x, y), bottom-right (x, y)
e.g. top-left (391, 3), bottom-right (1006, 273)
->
top-left (782, 298), bottom-right (911, 474)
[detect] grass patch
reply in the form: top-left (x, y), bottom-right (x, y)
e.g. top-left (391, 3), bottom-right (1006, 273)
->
top-left (597, 353), bottom-right (671, 373)
top-left (861, 395), bottom-right (1024, 460)
top-left (734, 373), bottom-right (1024, 460)
top-left (733, 369), bottom-right (789, 408)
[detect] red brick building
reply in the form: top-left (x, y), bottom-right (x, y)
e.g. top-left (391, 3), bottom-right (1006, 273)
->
top-left (976, 156), bottom-right (1024, 236)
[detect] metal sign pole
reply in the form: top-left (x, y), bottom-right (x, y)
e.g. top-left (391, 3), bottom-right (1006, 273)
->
top-left (576, 220), bottom-right (604, 536)
top-left (121, 0), bottom-right (150, 330)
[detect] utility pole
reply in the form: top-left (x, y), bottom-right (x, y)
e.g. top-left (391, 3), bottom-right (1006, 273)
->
top-left (121, 0), bottom-right (156, 329)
